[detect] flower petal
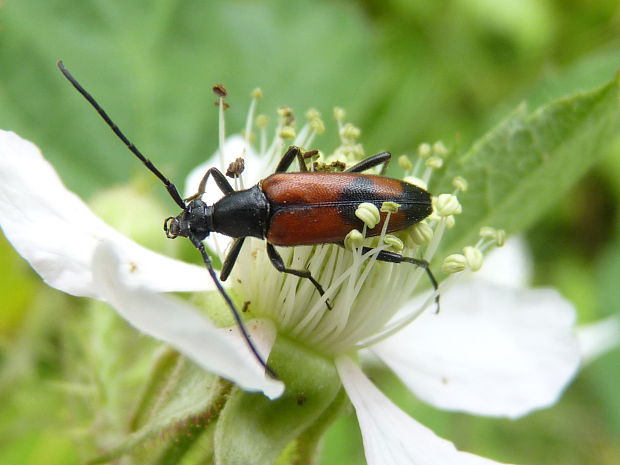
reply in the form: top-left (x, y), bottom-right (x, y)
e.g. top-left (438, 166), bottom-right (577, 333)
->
top-left (373, 281), bottom-right (580, 418)
top-left (478, 237), bottom-right (532, 288)
top-left (336, 356), bottom-right (512, 465)
top-left (92, 240), bottom-right (284, 399)
top-left (577, 314), bottom-right (620, 365)
top-left (0, 130), bottom-right (212, 298)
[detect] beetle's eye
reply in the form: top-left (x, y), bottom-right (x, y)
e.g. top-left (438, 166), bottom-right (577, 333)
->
top-left (164, 216), bottom-right (180, 239)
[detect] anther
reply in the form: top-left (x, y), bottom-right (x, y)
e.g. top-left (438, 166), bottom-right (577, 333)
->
top-left (226, 158), bottom-right (245, 178)
top-left (452, 176), bottom-right (468, 192)
top-left (212, 84), bottom-right (228, 98)
top-left (463, 246), bottom-right (483, 271)
top-left (305, 108), bottom-right (321, 120)
top-left (417, 143), bottom-right (431, 158)
top-left (432, 141), bottom-right (447, 156)
top-left (404, 176), bottom-right (427, 190)
top-left (277, 106), bottom-right (295, 126)
top-left (333, 107), bottom-right (346, 121)
top-left (398, 155), bottom-right (413, 171)
top-left (344, 229), bottom-right (364, 250)
top-left (384, 234), bottom-right (404, 252)
top-left (409, 222), bottom-right (433, 245)
top-left (255, 114), bottom-right (268, 128)
top-left (340, 123), bottom-right (361, 140)
top-left (435, 194), bottom-right (462, 216)
top-left (442, 254), bottom-right (467, 274)
top-left (425, 156), bottom-right (443, 169)
top-left (310, 117), bottom-right (325, 134)
top-left (355, 203), bottom-right (381, 229)
top-left (279, 126), bottom-right (296, 140)
top-left (381, 201), bottom-right (400, 214)
top-left (495, 229), bottom-right (506, 247)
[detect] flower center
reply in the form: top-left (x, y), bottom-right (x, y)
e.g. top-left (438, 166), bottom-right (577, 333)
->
top-left (208, 92), bottom-right (503, 356)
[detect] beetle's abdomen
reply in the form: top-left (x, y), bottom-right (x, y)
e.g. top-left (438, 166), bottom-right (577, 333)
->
top-left (262, 173), bottom-right (432, 246)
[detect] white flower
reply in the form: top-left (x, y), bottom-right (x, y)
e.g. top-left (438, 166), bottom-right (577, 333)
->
top-left (0, 119), bottom-right (581, 465)
top-left (0, 129), bottom-right (283, 398)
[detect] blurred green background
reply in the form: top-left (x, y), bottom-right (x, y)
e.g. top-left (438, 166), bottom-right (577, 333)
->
top-left (1, 0), bottom-right (619, 464)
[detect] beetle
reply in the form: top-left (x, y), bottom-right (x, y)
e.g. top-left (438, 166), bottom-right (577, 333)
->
top-left (57, 61), bottom-right (438, 378)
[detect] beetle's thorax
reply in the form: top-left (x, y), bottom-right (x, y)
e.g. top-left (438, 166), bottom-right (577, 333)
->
top-left (211, 184), bottom-right (270, 239)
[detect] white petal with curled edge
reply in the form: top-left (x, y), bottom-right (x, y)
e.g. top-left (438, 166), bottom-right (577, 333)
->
top-left (373, 281), bottom-right (580, 419)
top-left (92, 240), bottom-right (284, 399)
top-left (0, 130), bottom-right (212, 299)
top-left (336, 356), bottom-right (512, 465)
top-left (577, 314), bottom-right (620, 365)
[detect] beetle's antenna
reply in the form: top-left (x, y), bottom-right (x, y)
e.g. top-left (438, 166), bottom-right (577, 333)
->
top-left (190, 237), bottom-right (278, 379)
top-left (57, 61), bottom-right (186, 210)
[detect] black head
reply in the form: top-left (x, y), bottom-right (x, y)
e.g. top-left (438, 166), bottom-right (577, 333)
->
top-left (164, 199), bottom-right (214, 241)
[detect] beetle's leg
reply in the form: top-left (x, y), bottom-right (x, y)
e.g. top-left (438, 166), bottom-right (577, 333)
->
top-left (275, 146), bottom-right (307, 173)
top-left (345, 151), bottom-right (391, 174)
top-left (189, 235), bottom-right (278, 379)
top-left (266, 243), bottom-right (332, 309)
top-left (220, 237), bottom-right (246, 281)
top-left (360, 247), bottom-right (440, 312)
top-left (186, 167), bottom-right (235, 201)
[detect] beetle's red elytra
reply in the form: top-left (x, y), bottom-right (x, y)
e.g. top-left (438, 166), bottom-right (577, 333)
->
top-left (263, 172), bottom-right (432, 246)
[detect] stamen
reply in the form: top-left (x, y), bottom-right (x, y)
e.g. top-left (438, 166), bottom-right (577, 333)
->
top-left (379, 201), bottom-right (400, 241)
top-left (452, 176), bottom-right (468, 194)
top-left (412, 142), bottom-right (431, 175)
top-left (344, 229), bottom-right (364, 250)
top-left (340, 123), bottom-right (361, 143)
top-left (213, 85), bottom-right (228, 171)
top-left (418, 142), bottom-right (432, 158)
top-left (255, 114), bottom-right (268, 156)
top-left (435, 194), bottom-right (462, 216)
top-left (422, 156), bottom-right (443, 185)
top-left (432, 141), bottom-right (448, 157)
top-left (398, 155), bottom-right (413, 173)
top-left (334, 107), bottom-right (346, 134)
top-left (243, 88), bottom-right (262, 149)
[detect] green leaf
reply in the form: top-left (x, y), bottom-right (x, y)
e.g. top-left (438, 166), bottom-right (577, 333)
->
top-left (0, 0), bottom-right (378, 199)
top-left (434, 73), bottom-right (620, 255)
top-left (89, 350), bottom-right (227, 464)
top-left (214, 336), bottom-right (341, 465)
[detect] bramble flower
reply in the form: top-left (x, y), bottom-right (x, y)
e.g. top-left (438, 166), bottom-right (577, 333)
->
top-left (0, 88), bottom-right (581, 465)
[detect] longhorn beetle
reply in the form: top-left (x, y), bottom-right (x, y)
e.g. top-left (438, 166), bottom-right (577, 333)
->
top-left (57, 61), bottom-right (439, 379)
